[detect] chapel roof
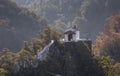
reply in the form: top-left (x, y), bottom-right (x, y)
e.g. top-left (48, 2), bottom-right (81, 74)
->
top-left (64, 28), bottom-right (76, 34)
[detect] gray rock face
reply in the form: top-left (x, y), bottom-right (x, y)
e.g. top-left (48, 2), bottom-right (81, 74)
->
top-left (36, 40), bottom-right (105, 76)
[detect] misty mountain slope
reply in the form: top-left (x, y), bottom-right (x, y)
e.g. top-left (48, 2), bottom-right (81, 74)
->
top-left (12, 0), bottom-right (83, 23)
top-left (0, 0), bottom-right (47, 51)
top-left (12, 0), bottom-right (120, 40)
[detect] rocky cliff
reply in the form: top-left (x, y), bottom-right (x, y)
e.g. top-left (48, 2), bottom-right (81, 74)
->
top-left (34, 40), bottom-right (105, 76)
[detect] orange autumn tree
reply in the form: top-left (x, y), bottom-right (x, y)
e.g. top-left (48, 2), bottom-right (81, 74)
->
top-left (93, 14), bottom-right (120, 62)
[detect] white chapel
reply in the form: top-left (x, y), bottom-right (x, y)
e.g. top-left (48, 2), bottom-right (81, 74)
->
top-left (64, 26), bottom-right (80, 42)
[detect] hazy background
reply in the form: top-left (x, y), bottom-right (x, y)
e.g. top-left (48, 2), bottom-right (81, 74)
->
top-left (1, 0), bottom-right (120, 51)
top-left (12, 0), bottom-right (120, 38)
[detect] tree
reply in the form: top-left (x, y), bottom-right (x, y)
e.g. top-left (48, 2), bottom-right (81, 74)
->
top-left (93, 13), bottom-right (120, 76)
top-left (0, 68), bottom-right (7, 75)
top-left (100, 56), bottom-right (112, 76)
top-left (17, 49), bottom-right (35, 67)
top-left (0, 48), bottom-right (16, 75)
top-left (32, 26), bottom-right (62, 54)
top-left (40, 26), bottom-right (62, 44)
top-left (110, 14), bottom-right (120, 33)
top-left (93, 14), bottom-right (120, 62)
top-left (112, 63), bottom-right (120, 76)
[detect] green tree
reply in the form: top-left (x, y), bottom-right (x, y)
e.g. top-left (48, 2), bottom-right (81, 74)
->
top-left (32, 26), bottom-right (62, 54)
top-left (0, 48), bottom-right (16, 75)
top-left (17, 49), bottom-right (35, 67)
top-left (100, 56), bottom-right (112, 76)
top-left (0, 68), bottom-right (7, 75)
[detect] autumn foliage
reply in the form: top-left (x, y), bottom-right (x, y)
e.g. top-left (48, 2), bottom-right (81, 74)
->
top-left (94, 14), bottom-right (120, 62)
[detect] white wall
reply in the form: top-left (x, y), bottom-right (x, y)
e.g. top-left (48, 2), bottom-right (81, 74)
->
top-left (64, 34), bottom-right (68, 42)
top-left (64, 30), bottom-right (80, 42)
top-left (75, 30), bottom-right (80, 40)
top-left (73, 34), bottom-right (76, 41)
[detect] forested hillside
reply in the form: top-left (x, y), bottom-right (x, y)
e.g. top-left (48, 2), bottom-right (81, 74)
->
top-left (12, 0), bottom-right (120, 39)
top-left (0, 0), bottom-right (47, 51)
top-left (0, 0), bottom-right (120, 76)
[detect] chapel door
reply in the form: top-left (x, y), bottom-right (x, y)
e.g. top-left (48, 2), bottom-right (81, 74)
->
top-left (68, 34), bottom-right (73, 41)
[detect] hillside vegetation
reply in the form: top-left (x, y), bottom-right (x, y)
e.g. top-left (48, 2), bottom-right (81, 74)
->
top-left (12, 0), bottom-right (120, 39)
top-left (0, 0), bottom-right (47, 51)
top-left (0, 0), bottom-right (120, 76)
top-left (0, 13), bottom-right (120, 76)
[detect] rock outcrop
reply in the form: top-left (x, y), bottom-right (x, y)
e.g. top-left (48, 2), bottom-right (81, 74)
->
top-left (36, 40), bottom-right (105, 76)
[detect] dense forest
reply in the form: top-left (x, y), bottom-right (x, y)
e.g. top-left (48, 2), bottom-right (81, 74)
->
top-left (0, 0), bottom-right (120, 76)
top-left (0, 0), bottom-right (47, 51)
top-left (1, 0), bottom-right (120, 51)
top-left (12, 0), bottom-right (120, 39)
top-left (1, 13), bottom-right (120, 76)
